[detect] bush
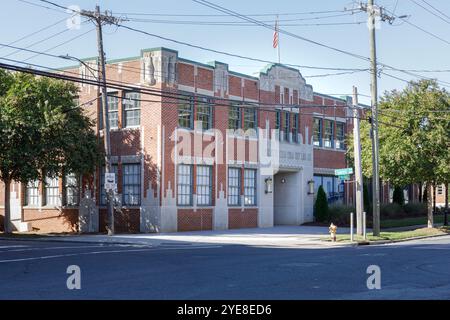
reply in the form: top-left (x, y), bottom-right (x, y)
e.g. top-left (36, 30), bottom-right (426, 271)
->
top-left (314, 186), bottom-right (329, 222)
top-left (329, 205), bottom-right (356, 226)
top-left (392, 186), bottom-right (405, 205)
top-left (380, 203), bottom-right (405, 219)
top-left (403, 202), bottom-right (427, 216)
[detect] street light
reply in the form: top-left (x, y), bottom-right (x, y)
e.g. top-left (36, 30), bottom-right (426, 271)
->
top-left (59, 54), bottom-right (98, 80)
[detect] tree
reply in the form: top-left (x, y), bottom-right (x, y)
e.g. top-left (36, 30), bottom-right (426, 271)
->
top-left (314, 186), bottom-right (329, 222)
top-left (348, 80), bottom-right (450, 229)
top-left (0, 71), bottom-right (103, 234)
top-left (392, 186), bottom-right (405, 205)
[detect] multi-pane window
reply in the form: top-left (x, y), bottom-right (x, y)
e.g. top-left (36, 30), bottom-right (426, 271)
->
top-left (313, 118), bottom-right (322, 147)
top-left (228, 168), bottom-right (241, 206)
top-left (178, 95), bottom-right (194, 129)
top-left (283, 112), bottom-right (290, 141)
top-left (123, 164), bottom-right (141, 206)
top-left (45, 176), bottom-right (59, 206)
top-left (65, 174), bottom-right (79, 206)
top-left (292, 113), bottom-right (299, 143)
top-left (26, 180), bottom-right (39, 206)
top-left (196, 166), bottom-right (212, 206)
top-left (323, 120), bottom-right (334, 148)
top-left (100, 165), bottom-right (118, 206)
top-left (177, 164), bottom-right (193, 206)
top-left (243, 107), bottom-right (257, 131)
top-left (196, 97), bottom-right (212, 130)
top-left (123, 92), bottom-right (140, 127)
top-left (228, 105), bottom-right (241, 130)
top-left (275, 110), bottom-right (281, 140)
top-left (335, 122), bottom-right (345, 150)
top-left (244, 169), bottom-right (257, 206)
top-left (107, 93), bottom-right (119, 129)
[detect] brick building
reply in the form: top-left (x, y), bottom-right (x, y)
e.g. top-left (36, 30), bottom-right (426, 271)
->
top-left (1, 47), bottom-right (371, 233)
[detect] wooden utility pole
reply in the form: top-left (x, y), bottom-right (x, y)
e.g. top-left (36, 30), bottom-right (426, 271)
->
top-left (352, 86), bottom-right (364, 235)
top-left (81, 6), bottom-right (122, 235)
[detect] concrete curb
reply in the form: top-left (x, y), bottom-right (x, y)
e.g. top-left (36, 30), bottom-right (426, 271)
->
top-left (0, 236), bottom-right (149, 246)
top-left (353, 233), bottom-right (450, 246)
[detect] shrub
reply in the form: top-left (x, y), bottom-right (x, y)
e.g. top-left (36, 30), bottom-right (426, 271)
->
top-left (380, 203), bottom-right (405, 219)
top-left (403, 202), bottom-right (427, 216)
top-left (314, 186), bottom-right (329, 222)
top-left (392, 186), bottom-right (405, 205)
top-left (329, 204), bottom-right (356, 226)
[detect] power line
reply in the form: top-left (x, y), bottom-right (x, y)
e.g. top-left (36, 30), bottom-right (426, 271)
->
top-left (408, 0), bottom-right (450, 25)
top-left (420, 0), bottom-right (450, 21)
top-left (17, 0), bottom-right (67, 13)
top-left (21, 28), bottom-right (95, 62)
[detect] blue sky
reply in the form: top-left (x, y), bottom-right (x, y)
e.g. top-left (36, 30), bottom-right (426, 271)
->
top-left (2, 0), bottom-right (450, 104)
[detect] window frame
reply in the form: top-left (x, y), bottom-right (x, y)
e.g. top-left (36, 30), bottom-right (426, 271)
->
top-left (196, 165), bottom-right (213, 206)
top-left (178, 94), bottom-right (194, 129)
top-left (196, 97), bottom-right (213, 131)
top-left (313, 118), bottom-right (323, 147)
top-left (335, 122), bottom-right (346, 150)
top-left (243, 106), bottom-right (257, 132)
top-left (177, 164), bottom-right (193, 206)
top-left (25, 180), bottom-right (40, 207)
top-left (106, 92), bottom-right (119, 129)
top-left (244, 169), bottom-right (257, 206)
top-left (283, 111), bottom-right (290, 142)
top-left (122, 91), bottom-right (141, 128)
top-left (122, 163), bottom-right (141, 206)
top-left (227, 167), bottom-right (241, 206)
top-left (228, 104), bottom-right (242, 131)
top-left (292, 113), bottom-right (299, 143)
top-left (64, 173), bottom-right (79, 206)
top-left (44, 176), bottom-right (60, 207)
top-left (323, 119), bottom-right (334, 148)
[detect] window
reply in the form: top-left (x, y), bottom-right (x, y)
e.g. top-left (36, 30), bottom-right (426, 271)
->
top-left (178, 95), bottom-right (194, 129)
top-left (177, 164), bottom-right (193, 206)
top-left (228, 105), bottom-right (241, 130)
top-left (243, 107), bottom-right (257, 132)
top-left (100, 165), bottom-right (118, 206)
top-left (228, 168), bottom-right (241, 206)
top-left (244, 169), bottom-right (257, 206)
top-left (196, 97), bottom-right (212, 130)
top-left (107, 93), bottom-right (119, 129)
top-left (313, 118), bottom-right (322, 147)
top-left (336, 122), bottom-right (345, 150)
top-left (45, 176), bottom-right (59, 206)
top-left (123, 92), bottom-right (140, 127)
top-left (292, 113), bottom-right (299, 143)
top-left (26, 180), bottom-right (39, 206)
top-left (314, 175), bottom-right (345, 204)
top-left (437, 184), bottom-right (444, 195)
top-left (123, 164), bottom-right (141, 206)
top-left (283, 112), bottom-right (290, 141)
top-left (196, 166), bottom-right (212, 206)
top-left (323, 120), bottom-right (334, 148)
top-left (65, 174), bottom-right (79, 206)
top-left (275, 110), bottom-right (281, 140)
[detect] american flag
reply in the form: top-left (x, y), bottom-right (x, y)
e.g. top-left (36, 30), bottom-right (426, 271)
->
top-left (273, 17), bottom-right (279, 49)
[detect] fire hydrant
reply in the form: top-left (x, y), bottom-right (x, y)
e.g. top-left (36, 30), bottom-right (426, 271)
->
top-left (329, 223), bottom-right (337, 242)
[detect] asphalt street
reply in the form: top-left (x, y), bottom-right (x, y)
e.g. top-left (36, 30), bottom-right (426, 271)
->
top-left (0, 236), bottom-right (449, 299)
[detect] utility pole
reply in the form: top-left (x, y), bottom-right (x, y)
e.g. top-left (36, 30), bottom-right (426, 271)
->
top-left (81, 6), bottom-right (122, 235)
top-left (352, 86), bottom-right (364, 235)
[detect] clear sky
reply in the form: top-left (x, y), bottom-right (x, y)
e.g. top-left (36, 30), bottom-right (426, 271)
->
top-left (2, 0), bottom-right (450, 104)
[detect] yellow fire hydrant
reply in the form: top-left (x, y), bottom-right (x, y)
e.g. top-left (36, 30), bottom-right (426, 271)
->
top-left (329, 223), bottom-right (337, 242)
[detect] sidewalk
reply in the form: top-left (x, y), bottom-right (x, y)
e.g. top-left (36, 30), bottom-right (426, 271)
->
top-left (0, 226), bottom-right (355, 248)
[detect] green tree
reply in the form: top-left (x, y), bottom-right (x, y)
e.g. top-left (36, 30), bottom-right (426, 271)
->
top-left (348, 80), bottom-right (450, 229)
top-left (0, 71), bottom-right (103, 234)
top-left (392, 186), bottom-right (405, 205)
top-left (314, 186), bottom-right (329, 222)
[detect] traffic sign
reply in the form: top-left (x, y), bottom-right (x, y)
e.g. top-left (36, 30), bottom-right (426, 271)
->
top-left (338, 174), bottom-right (350, 180)
top-left (104, 172), bottom-right (116, 191)
top-left (335, 168), bottom-right (353, 176)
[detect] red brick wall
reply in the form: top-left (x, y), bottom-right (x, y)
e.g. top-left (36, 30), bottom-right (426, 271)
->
top-left (177, 208), bottom-right (213, 231)
top-left (228, 208), bottom-right (258, 229)
top-left (23, 208), bottom-right (78, 233)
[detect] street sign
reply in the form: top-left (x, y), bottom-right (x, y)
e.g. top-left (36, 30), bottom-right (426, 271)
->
top-left (104, 172), bottom-right (116, 191)
top-left (335, 168), bottom-right (353, 176)
top-left (338, 174), bottom-right (350, 180)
